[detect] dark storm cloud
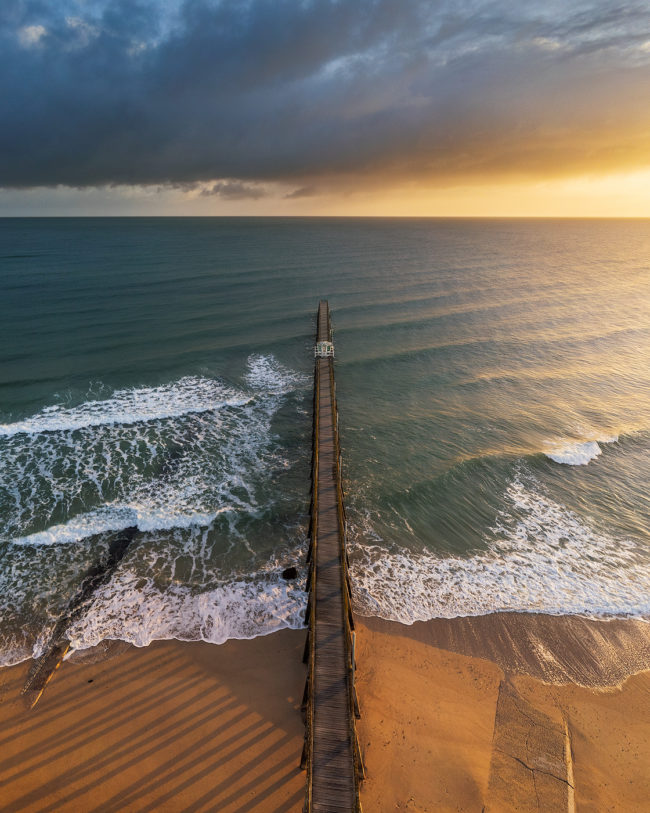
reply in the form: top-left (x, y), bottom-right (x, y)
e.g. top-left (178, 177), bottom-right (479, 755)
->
top-left (1, 0), bottom-right (649, 190)
top-left (200, 181), bottom-right (267, 199)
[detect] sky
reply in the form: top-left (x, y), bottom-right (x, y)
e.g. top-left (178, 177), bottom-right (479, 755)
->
top-left (1, 0), bottom-right (649, 216)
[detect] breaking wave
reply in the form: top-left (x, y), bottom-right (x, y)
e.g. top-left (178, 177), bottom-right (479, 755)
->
top-left (0, 355), bottom-right (310, 666)
top-left (11, 506), bottom-right (227, 546)
top-left (67, 560), bottom-right (307, 653)
top-left (0, 377), bottom-right (249, 437)
top-left (351, 470), bottom-right (650, 623)
top-left (544, 435), bottom-right (618, 466)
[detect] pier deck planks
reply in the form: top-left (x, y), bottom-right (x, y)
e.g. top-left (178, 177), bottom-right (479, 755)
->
top-left (306, 301), bottom-right (359, 812)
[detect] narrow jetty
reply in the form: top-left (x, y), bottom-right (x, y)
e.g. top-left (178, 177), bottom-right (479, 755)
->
top-left (301, 301), bottom-right (364, 812)
top-left (22, 526), bottom-right (138, 708)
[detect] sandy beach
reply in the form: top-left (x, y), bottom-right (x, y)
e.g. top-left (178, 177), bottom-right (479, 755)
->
top-left (0, 632), bottom-right (307, 813)
top-left (356, 615), bottom-right (650, 812)
top-left (2, 614), bottom-right (650, 812)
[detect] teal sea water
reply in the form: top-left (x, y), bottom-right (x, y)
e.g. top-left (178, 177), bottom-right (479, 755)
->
top-left (1, 217), bottom-right (649, 666)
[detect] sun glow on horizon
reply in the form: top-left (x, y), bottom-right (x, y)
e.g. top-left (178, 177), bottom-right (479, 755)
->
top-left (1, 169), bottom-right (650, 218)
top-left (298, 169), bottom-right (650, 219)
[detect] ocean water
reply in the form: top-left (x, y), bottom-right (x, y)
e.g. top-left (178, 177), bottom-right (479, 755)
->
top-left (1, 217), bottom-right (649, 666)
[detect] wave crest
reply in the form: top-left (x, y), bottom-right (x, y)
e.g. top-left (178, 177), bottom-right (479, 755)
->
top-left (351, 473), bottom-right (649, 622)
top-left (0, 354), bottom-right (310, 665)
top-left (544, 435), bottom-right (618, 465)
top-left (0, 377), bottom-right (248, 437)
top-left (66, 562), bottom-right (307, 653)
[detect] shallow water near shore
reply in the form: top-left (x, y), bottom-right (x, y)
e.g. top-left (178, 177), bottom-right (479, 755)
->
top-left (1, 217), bottom-right (649, 665)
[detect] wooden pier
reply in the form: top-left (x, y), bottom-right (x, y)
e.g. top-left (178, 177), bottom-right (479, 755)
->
top-left (301, 301), bottom-right (363, 812)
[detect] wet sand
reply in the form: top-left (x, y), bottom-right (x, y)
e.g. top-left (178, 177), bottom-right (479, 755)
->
top-left (2, 613), bottom-right (650, 812)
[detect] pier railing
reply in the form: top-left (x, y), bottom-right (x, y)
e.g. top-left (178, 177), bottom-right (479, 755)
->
top-left (329, 355), bottom-right (365, 780)
top-left (301, 301), bottom-right (363, 813)
top-left (301, 359), bottom-right (319, 809)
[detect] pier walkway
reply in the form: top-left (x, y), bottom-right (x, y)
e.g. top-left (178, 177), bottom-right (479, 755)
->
top-left (301, 301), bottom-right (363, 812)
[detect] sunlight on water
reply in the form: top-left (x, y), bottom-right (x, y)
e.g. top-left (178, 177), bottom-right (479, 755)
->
top-left (1, 217), bottom-right (649, 665)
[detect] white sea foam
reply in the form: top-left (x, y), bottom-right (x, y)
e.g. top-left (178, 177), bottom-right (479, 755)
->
top-left (545, 440), bottom-right (602, 465)
top-left (244, 353), bottom-right (310, 394)
top-left (11, 505), bottom-right (228, 546)
top-left (0, 376), bottom-right (248, 437)
top-left (0, 355), bottom-right (310, 665)
top-left (351, 473), bottom-right (650, 622)
top-left (66, 563), bottom-right (307, 653)
top-left (1, 356), bottom-right (308, 546)
top-left (544, 435), bottom-right (618, 465)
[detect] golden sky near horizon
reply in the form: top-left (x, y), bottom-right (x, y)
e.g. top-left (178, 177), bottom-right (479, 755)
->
top-left (6, 170), bottom-right (649, 218)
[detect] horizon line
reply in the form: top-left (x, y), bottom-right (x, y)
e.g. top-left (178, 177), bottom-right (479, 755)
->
top-left (1, 214), bottom-right (649, 220)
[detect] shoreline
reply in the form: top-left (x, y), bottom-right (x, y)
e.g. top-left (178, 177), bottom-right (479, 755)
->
top-left (358, 609), bottom-right (650, 688)
top-left (2, 612), bottom-right (650, 811)
top-left (5, 607), bottom-right (649, 676)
